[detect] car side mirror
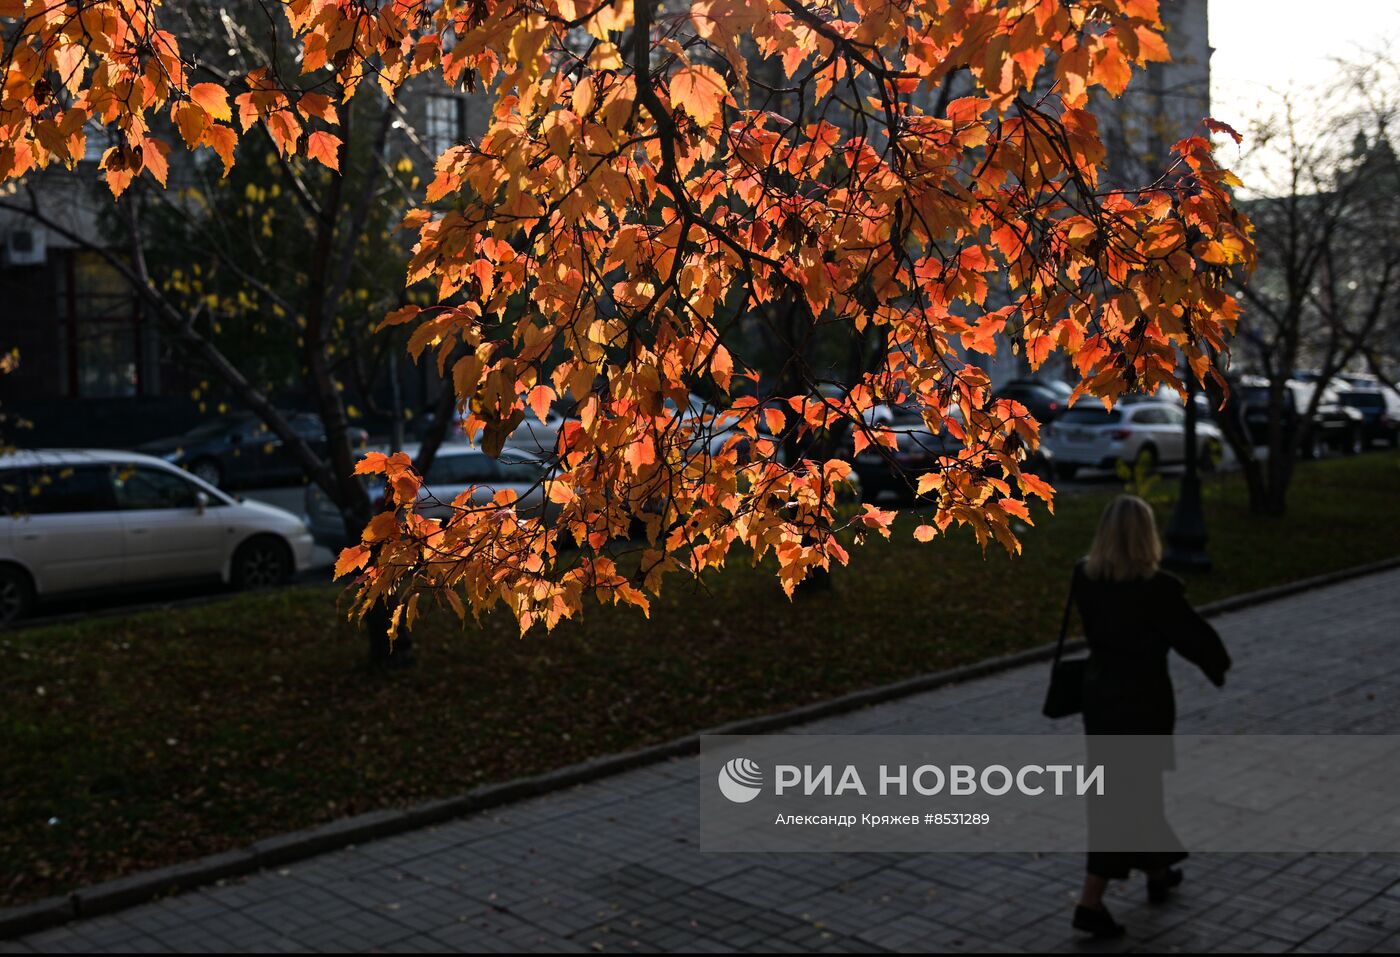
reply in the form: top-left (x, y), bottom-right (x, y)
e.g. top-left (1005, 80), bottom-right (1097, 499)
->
top-left (195, 491), bottom-right (209, 515)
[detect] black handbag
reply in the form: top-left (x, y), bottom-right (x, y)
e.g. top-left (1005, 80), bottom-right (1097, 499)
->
top-left (1042, 574), bottom-right (1086, 719)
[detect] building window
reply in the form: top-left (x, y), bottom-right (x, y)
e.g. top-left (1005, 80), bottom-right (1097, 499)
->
top-left (424, 93), bottom-right (468, 158)
top-left (57, 251), bottom-right (145, 398)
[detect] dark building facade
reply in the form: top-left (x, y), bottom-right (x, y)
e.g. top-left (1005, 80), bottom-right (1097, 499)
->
top-left (0, 79), bottom-right (484, 449)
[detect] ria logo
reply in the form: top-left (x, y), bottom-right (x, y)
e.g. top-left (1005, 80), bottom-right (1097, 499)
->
top-left (717, 757), bottom-right (764, 803)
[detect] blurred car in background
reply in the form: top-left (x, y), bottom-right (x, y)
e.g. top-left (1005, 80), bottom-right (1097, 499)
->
top-left (304, 443), bottom-right (553, 549)
top-left (851, 423), bottom-right (957, 502)
top-left (992, 377), bottom-right (1074, 424)
top-left (1337, 386), bottom-right (1400, 448)
top-left (1043, 401), bottom-right (1224, 479)
top-left (687, 397), bottom-right (782, 464)
top-left (1118, 384), bottom-right (1213, 417)
top-left (1336, 372), bottom-right (1380, 390)
top-left (504, 408), bottom-right (571, 457)
top-left (138, 411), bottom-right (369, 489)
top-left (0, 449), bottom-right (315, 623)
top-left (454, 393), bottom-right (711, 460)
top-left (1235, 378), bottom-right (1364, 457)
top-left (852, 404), bottom-right (1053, 502)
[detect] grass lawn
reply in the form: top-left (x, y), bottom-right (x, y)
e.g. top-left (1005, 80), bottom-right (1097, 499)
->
top-left (3, 451), bottom-right (1398, 905)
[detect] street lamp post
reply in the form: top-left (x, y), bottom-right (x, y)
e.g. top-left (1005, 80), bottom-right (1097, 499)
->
top-left (1163, 376), bottom-right (1212, 572)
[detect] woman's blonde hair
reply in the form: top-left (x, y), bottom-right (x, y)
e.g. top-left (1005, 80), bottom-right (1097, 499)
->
top-left (1085, 494), bottom-right (1161, 582)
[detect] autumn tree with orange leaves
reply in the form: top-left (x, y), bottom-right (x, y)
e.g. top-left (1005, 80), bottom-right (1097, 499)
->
top-left (1, 0), bottom-right (1253, 638)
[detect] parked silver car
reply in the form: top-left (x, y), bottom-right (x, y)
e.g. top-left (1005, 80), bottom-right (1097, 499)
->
top-left (456, 393), bottom-right (711, 460)
top-left (0, 449), bottom-right (316, 622)
top-left (304, 443), bottom-right (554, 549)
top-left (1043, 401), bottom-right (1224, 479)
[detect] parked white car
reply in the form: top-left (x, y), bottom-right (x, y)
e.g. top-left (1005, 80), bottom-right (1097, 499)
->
top-left (0, 449), bottom-right (316, 623)
top-left (304, 443), bottom-right (555, 549)
top-left (1043, 401), bottom-right (1224, 479)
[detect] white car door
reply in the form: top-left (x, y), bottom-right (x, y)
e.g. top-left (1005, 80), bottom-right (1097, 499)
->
top-left (113, 463), bottom-right (227, 584)
top-left (1128, 406), bottom-right (1173, 463)
top-left (5, 463), bottom-right (126, 594)
top-left (1158, 404), bottom-right (1187, 462)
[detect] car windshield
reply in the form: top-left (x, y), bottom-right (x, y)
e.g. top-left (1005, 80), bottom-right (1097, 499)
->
top-left (1057, 408), bottom-right (1121, 425)
top-left (1340, 392), bottom-right (1383, 409)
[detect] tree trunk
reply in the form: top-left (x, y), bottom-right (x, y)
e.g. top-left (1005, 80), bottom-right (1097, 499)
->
top-left (1202, 361), bottom-right (1272, 516)
top-left (363, 592), bottom-right (414, 670)
top-left (1263, 434), bottom-right (1295, 517)
top-left (1240, 461), bottom-right (1270, 516)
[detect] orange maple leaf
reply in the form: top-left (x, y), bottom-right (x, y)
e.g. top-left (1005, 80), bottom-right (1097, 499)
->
top-left (189, 82), bottom-right (231, 122)
top-left (305, 130), bottom-right (342, 171)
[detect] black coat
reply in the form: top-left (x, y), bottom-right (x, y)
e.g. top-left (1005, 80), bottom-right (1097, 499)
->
top-left (1073, 560), bottom-right (1231, 735)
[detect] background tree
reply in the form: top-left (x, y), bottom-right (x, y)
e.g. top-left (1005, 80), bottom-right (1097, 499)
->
top-left (129, 110), bottom-right (417, 436)
top-left (1, 0), bottom-right (1254, 637)
top-left (1214, 50), bottom-right (1398, 515)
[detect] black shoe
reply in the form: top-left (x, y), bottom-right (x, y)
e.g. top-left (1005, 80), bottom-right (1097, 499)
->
top-left (1073, 904), bottom-right (1126, 939)
top-left (1147, 867), bottom-right (1184, 904)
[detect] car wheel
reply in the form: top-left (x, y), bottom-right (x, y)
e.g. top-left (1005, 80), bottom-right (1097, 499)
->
top-left (0, 565), bottom-right (35, 624)
top-left (1132, 443), bottom-right (1158, 474)
top-left (1056, 462), bottom-right (1079, 481)
top-left (1346, 427), bottom-right (1363, 456)
top-left (1303, 432), bottom-right (1324, 460)
top-left (231, 536), bottom-right (292, 590)
top-left (190, 458), bottom-right (223, 488)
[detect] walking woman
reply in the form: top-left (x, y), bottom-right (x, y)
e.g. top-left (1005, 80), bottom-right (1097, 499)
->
top-left (1069, 494), bottom-right (1232, 939)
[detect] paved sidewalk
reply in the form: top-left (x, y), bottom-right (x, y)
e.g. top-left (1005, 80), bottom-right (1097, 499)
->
top-left (9, 569), bottom-right (1400, 953)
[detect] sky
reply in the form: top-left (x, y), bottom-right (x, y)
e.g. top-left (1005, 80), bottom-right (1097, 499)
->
top-left (1209, 0), bottom-right (1400, 129)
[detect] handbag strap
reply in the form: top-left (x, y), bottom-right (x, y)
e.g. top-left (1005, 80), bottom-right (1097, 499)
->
top-left (1052, 569), bottom-right (1077, 665)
